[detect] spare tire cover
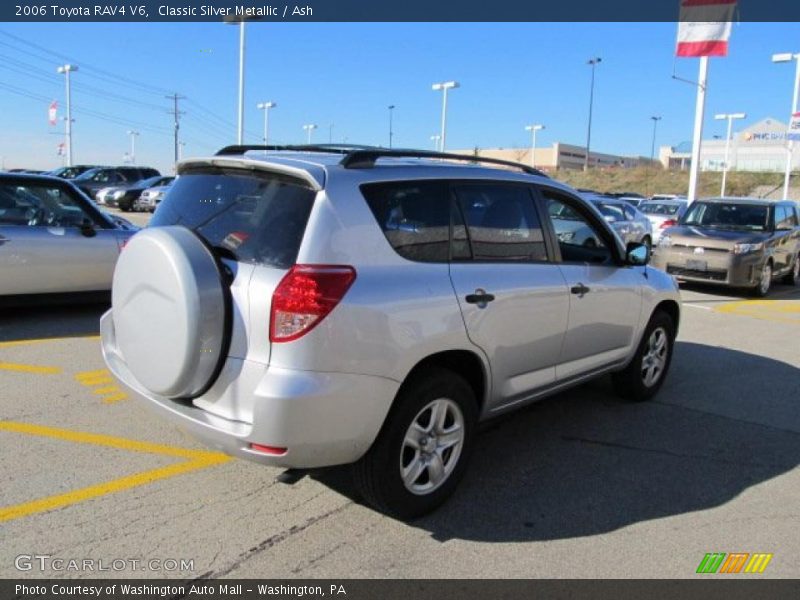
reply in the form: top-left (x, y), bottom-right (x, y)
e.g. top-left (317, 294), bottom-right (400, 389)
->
top-left (112, 226), bottom-right (228, 398)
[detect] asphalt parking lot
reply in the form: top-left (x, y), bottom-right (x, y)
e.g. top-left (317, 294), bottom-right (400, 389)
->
top-left (1, 212), bottom-right (798, 579)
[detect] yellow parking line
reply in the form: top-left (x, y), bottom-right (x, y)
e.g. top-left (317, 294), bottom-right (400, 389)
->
top-left (101, 392), bottom-right (128, 404)
top-left (0, 362), bottom-right (61, 374)
top-left (0, 458), bottom-right (225, 523)
top-left (0, 421), bottom-right (231, 523)
top-left (0, 421), bottom-right (225, 461)
top-left (92, 386), bottom-right (120, 395)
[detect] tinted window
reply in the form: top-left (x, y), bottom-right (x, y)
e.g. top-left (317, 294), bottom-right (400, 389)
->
top-left (623, 204), bottom-right (637, 220)
top-left (0, 183), bottom-right (92, 227)
top-left (682, 202), bottom-right (769, 232)
top-left (361, 181), bottom-right (450, 263)
top-left (454, 184), bottom-right (547, 262)
top-left (640, 202), bottom-right (682, 216)
top-left (151, 168), bottom-right (316, 269)
top-left (592, 200), bottom-right (626, 222)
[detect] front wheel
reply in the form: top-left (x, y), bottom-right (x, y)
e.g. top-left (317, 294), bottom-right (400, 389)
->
top-left (752, 261), bottom-right (772, 297)
top-left (612, 311), bottom-right (675, 402)
top-left (352, 367), bottom-right (477, 519)
top-left (782, 255), bottom-right (799, 286)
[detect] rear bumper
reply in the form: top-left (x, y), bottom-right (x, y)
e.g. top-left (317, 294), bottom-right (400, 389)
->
top-left (100, 310), bottom-right (399, 469)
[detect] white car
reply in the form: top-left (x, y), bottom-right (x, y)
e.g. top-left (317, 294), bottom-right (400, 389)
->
top-left (639, 199), bottom-right (688, 243)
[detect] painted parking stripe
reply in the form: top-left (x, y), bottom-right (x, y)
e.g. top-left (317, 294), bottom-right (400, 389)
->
top-left (0, 421), bottom-right (231, 523)
top-left (75, 369), bottom-right (127, 403)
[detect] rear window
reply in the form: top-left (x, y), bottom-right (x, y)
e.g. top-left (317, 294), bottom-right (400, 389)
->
top-left (640, 202), bottom-right (682, 215)
top-left (150, 168), bottom-right (316, 269)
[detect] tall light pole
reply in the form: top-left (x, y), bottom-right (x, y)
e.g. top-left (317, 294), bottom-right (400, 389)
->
top-left (303, 124), bottom-right (317, 144)
top-left (430, 135), bottom-right (441, 151)
top-left (524, 124), bottom-right (544, 168)
top-left (714, 112), bottom-right (746, 197)
top-left (126, 130), bottom-right (139, 164)
top-left (584, 57), bottom-right (601, 171)
top-left (772, 52), bottom-right (800, 200)
top-left (432, 81), bottom-right (459, 152)
top-left (388, 105), bottom-right (395, 148)
top-left (328, 123), bottom-right (334, 144)
top-left (646, 116), bottom-right (662, 197)
top-left (57, 64), bottom-right (78, 167)
top-left (225, 16), bottom-right (260, 144)
top-left (257, 101), bottom-right (276, 146)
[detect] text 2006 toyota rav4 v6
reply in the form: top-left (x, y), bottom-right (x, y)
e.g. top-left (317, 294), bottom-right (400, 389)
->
top-left (101, 146), bottom-right (680, 518)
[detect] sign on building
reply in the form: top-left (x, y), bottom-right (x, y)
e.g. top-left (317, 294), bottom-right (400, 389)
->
top-left (788, 112), bottom-right (800, 142)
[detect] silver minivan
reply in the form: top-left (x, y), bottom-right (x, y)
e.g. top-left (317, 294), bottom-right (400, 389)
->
top-left (101, 147), bottom-right (681, 518)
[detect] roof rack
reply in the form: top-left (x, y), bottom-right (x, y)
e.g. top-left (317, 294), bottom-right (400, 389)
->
top-left (215, 144), bottom-right (380, 156)
top-left (339, 149), bottom-right (548, 177)
top-left (214, 144), bottom-right (548, 178)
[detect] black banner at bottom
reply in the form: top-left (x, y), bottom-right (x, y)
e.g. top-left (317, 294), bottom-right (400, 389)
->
top-left (5, 579), bottom-right (800, 600)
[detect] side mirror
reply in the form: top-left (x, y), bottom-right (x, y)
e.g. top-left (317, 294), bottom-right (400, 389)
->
top-left (626, 241), bottom-right (650, 266)
top-left (79, 218), bottom-right (97, 238)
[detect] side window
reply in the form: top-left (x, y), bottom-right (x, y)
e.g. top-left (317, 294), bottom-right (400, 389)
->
top-left (623, 204), bottom-right (637, 221)
top-left (454, 184), bottom-right (548, 262)
top-left (361, 181), bottom-right (450, 263)
top-left (789, 206), bottom-right (800, 227)
top-left (775, 206), bottom-right (787, 229)
top-left (540, 188), bottom-right (613, 265)
top-left (0, 184), bottom-right (92, 228)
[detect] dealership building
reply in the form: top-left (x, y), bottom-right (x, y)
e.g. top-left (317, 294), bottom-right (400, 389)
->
top-left (457, 142), bottom-right (655, 171)
top-left (659, 117), bottom-right (800, 172)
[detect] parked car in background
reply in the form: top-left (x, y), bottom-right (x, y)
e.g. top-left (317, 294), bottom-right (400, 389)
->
top-left (72, 166), bottom-right (161, 200)
top-left (100, 145), bottom-right (680, 519)
top-left (99, 175), bottom-right (174, 212)
top-left (652, 197), bottom-right (800, 296)
top-left (47, 165), bottom-right (102, 180)
top-left (0, 173), bottom-right (138, 304)
top-left (135, 178), bottom-right (175, 212)
top-left (639, 198), bottom-right (688, 243)
top-left (582, 194), bottom-right (653, 248)
top-left (608, 192), bottom-right (646, 207)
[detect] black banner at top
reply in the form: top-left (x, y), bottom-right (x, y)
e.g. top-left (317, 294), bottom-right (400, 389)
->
top-left (2, 0), bottom-right (800, 22)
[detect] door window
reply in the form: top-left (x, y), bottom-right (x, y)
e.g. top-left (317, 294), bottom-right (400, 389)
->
top-left (0, 183), bottom-right (93, 228)
top-left (453, 184), bottom-right (548, 262)
top-left (541, 189), bottom-right (613, 264)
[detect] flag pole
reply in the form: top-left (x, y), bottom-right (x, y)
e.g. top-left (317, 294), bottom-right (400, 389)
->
top-left (687, 56), bottom-right (709, 205)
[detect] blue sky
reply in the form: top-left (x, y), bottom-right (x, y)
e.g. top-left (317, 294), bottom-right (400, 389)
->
top-left (1, 21), bottom-right (799, 173)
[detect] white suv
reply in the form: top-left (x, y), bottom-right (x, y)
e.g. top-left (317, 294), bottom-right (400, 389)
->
top-left (101, 146), bottom-right (681, 518)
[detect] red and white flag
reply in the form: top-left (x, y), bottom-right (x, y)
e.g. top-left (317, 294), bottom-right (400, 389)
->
top-left (676, 0), bottom-right (737, 57)
top-left (48, 100), bottom-right (58, 126)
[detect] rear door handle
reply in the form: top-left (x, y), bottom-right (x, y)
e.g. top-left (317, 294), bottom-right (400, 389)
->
top-left (570, 283), bottom-right (590, 297)
top-left (465, 289), bottom-right (495, 307)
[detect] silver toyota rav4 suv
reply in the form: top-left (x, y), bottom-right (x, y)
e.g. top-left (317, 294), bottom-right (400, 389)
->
top-left (101, 146), bottom-right (681, 519)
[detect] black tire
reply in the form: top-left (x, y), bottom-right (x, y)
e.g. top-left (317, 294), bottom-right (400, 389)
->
top-left (782, 255), bottom-right (799, 286)
top-left (352, 367), bottom-right (478, 520)
top-left (751, 261), bottom-right (773, 297)
top-left (612, 310), bottom-right (675, 402)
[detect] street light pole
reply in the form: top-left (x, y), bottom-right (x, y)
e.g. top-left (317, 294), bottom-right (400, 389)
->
top-left (432, 81), bottom-right (459, 152)
top-left (714, 112), bottom-right (746, 197)
top-left (257, 101), bottom-right (276, 146)
top-left (772, 52), bottom-right (800, 200)
top-left (303, 124), bottom-right (318, 144)
top-left (524, 124), bottom-right (544, 169)
top-left (127, 130), bottom-right (139, 164)
top-left (430, 135), bottom-right (441, 151)
top-left (57, 64), bottom-right (78, 167)
top-left (388, 105), bottom-right (395, 148)
top-left (650, 116), bottom-right (661, 163)
top-left (584, 57), bottom-right (601, 171)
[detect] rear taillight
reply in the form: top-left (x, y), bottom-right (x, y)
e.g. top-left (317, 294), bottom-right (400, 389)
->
top-left (660, 219), bottom-right (677, 229)
top-left (269, 264), bottom-right (357, 343)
